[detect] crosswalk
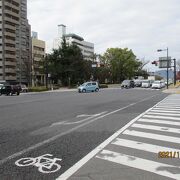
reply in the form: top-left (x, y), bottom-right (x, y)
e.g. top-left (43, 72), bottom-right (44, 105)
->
top-left (96, 94), bottom-right (180, 180)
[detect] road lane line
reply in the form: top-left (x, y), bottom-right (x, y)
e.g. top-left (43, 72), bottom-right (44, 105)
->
top-left (143, 115), bottom-right (180, 121)
top-left (0, 94), bottom-right (161, 166)
top-left (132, 123), bottom-right (180, 134)
top-left (96, 150), bottom-right (180, 180)
top-left (138, 118), bottom-right (180, 126)
top-left (51, 111), bottom-right (108, 126)
top-left (56, 95), bottom-right (169, 180)
top-left (112, 138), bottom-right (180, 153)
top-left (123, 130), bottom-right (180, 144)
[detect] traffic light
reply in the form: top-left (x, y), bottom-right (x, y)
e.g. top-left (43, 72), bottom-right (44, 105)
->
top-left (152, 61), bottom-right (158, 66)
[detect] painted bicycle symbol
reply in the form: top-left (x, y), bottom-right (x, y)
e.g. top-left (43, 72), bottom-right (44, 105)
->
top-left (15, 154), bottom-right (62, 174)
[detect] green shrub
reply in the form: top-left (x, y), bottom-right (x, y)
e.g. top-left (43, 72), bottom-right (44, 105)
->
top-left (29, 86), bottom-right (48, 92)
top-left (99, 84), bottom-right (108, 88)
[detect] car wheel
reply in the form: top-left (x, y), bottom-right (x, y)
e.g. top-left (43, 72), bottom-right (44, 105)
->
top-left (17, 92), bottom-right (20, 96)
top-left (82, 89), bottom-right (86, 93)
top-left (95, 88), bottom-right (99, 92)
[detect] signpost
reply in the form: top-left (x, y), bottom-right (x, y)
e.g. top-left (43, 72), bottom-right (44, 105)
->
top-left (159, 57), bottom-right (171, 68)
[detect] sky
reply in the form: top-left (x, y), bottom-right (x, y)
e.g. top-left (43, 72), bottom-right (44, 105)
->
top-left (27, 0), bottom-right (180, 71)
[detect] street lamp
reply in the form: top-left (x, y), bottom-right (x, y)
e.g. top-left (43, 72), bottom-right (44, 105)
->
top-left (157, 47), bottom-right (169, 89)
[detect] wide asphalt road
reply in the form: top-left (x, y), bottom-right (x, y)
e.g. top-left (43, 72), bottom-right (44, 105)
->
top-left (0, 88), bottom-right (167, 180)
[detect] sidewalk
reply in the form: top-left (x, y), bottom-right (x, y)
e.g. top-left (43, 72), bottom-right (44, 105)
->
top-left (163, 82), bottom-right (180, 94)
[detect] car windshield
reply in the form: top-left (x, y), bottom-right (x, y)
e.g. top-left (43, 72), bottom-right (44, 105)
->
top-left (122, 80), bottom-right (130, 84)
top-left (153, 81), bottom-right (160, 84)
top-left (142, 81), bottom-right (149, 83)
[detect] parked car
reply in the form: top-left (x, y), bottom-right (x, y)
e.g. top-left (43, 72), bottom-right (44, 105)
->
top-left (121, 80), bottom-right (134, 89)
top-left (78, 82), bottom-right (99, 93)
top-left (160, 80), bottom-right (166, 88)
top-left (152, 81), bottom-right (162, 89)
top-left (0, 85), bottom-right (21, 96)
top-left (19, 84), bottom-right (28, 92)
top-left (141, 80), bottom-right (151, 88)
top-left (134, 80), bottom-right (142, 87)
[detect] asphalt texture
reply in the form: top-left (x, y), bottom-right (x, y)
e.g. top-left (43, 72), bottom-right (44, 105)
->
top-left (0, 88), bottom-right (168, 180)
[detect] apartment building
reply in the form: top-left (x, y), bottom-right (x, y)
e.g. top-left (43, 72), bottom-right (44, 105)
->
top-left (32, 32), bottom-right (45, 86)
top-left (0, 0), bottom-right (31, 84)
top-left (53, 25), bottom-right (94, 61)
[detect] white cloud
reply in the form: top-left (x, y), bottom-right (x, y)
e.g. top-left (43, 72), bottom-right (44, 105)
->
top-left (28, 0), bottom-right (180, 71)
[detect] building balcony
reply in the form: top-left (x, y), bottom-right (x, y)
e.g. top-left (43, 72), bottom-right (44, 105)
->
top-left (4, 16), bottom-right (19, 25)
top-left (5, 61), bottom-right (16, 67)
top-left (4, 39), bottom-right (16, 45)
top-left (5, 68), bottom-right (16, 74)
top-left (4, 31), bottom-right (16, 38)
top-left (4, 1), bottom-right (19, 11)
top-left (5, 46), bottom-right (16, 52)
top-left (4, 9), bottom-right (19, 18)
top-left (4, 54), bottom-right (16, 59)
top-left (5, 75), bottom-right (16, 81)
top-left (4, 24), bottom-right (16, 31)
top-left (0, 69), bottom-right (3, 74)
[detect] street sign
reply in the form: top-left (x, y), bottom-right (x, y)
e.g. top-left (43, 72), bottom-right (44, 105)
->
top-left (92, 64), bottom-right (97, 68)
top-left (159, 57), bottom-right (171, 68)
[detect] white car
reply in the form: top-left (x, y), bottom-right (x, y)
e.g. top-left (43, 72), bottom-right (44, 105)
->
top-left (141, 80), bottom-right (151, 88)
top-left (152, 81), bottom-right (162, 89)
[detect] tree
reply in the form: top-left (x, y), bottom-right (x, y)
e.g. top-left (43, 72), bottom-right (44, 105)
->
top-left (46, 38), bottom-right (90, 86)
top-left (101, 48), bottom-right (140, 83)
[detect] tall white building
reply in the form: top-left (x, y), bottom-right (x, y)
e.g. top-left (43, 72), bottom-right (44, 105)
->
top-left (53, 25), bottom-right (94, 61)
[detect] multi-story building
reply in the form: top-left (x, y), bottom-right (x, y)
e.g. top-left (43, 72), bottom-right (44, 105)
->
top-left (32, 32), bottom-right (45, 86)
top-left (16, 0), bottom-right (31, 85)
top-left (53, 25), bottom-right (94, 61)
top-left (0, 0), bottom-right (31, 84)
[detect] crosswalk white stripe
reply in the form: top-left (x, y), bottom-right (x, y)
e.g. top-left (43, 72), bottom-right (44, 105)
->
top-left (156, 105), bottom-right (180, 108)
top-left (138, 118), bottom-right (180, 126)
top-left (112, 138), bottom-right (180, 154)
top-left (159, 103), bottom-right (180, 105)
top-left (153, 107), bottom-right (180, 110)
top-left (132, 123), bottom-right (180, 134)
top-left (96, 150), bottom-right (180, 180)
top-left (147, 112), bottom-right (180, 117)
top-left (143, 115), bottom-right (180, 121)
top-left (150, 110), bottom-right (180, 113)
top-left (123, 130), bottom-right (180, 144)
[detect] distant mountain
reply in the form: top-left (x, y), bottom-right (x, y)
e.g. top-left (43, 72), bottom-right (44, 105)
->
top-left (155, 70), bottom-right (174, 79)
top-left (154, 70), bottom-right (174, 79)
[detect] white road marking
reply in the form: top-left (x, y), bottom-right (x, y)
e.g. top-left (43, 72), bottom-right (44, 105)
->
top-left (0, 94), bottom-right (160, 166)
top-left (112, 138), bottom-right (180, 153)
top-left (150, 110), bottom-right (180, 113)
top-left (147, 112), bottom-right (180, 117)
top-left (143, 115), bottom-right (180, 121)
top-left (51, 112), bottom-right (108, 126)
top-left (96, 150), bottom-right (180, 180)
top-left (138, 118), bottom-right (180, 126)
top-left (56, 95), bottom-right (169, 180)
top-left (15, 154), bottom-right (62, 174)
top-left (76, 112), bottom-right (107, 118)
top-left (132, 123), bottom-right (180, 134)
top-left (123, 130), bottom-right (180, 144)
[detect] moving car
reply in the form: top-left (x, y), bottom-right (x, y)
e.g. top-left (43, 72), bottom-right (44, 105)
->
top-left (121, 80), bottom-right (134, 89)
top-left (0, 85), bottom-right (21, 96)
top-left (78, 82), bottom-right (99, 93)
top-left (141, 80), bottom-right (151, 88)
top-left (151, 81), bottom-right (162, 89)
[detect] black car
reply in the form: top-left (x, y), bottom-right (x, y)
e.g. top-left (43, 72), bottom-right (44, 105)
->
top-left (121, 80), bottom-right (134, 89)
top-left (0, 85), bottom-right (21, 96)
